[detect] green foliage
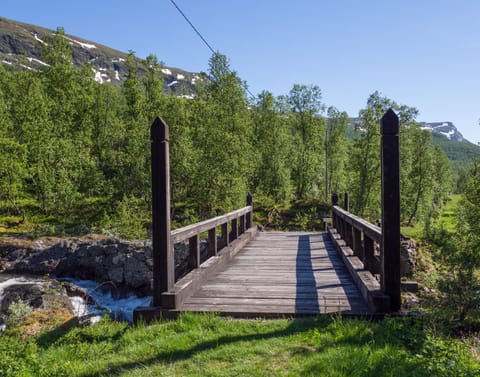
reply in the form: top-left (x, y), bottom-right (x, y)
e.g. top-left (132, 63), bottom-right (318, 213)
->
top-left (431, 133), bottom-right (480, 175)
top-left (423, 163), bottom-right (480, 330)
top-left (251, 91), bottom-right (292, 201)
top-left (347, 91), bottom-right (452, 224)
top-left (99, 195), bottom-right (149, 239)
top-left (191, 52), bottom-right (254, 216)
top-left (0, 35), bottom-right (454, 238)
top-left (0, 137), bottom-right (27, 215)
top-left (325, 107), bottom-right (349, 202)
top-left (285, 84), bottom-right (325, 199)
top-left (2, 299), bottom-right (33, 328)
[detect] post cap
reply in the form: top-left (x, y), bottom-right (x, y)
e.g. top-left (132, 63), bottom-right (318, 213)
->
top-left (331, 193), bottom-right (339, 206)
top-left (380, 108), bottom-right (399, 135)
top-left (151, 116), bottom-right (169, 141)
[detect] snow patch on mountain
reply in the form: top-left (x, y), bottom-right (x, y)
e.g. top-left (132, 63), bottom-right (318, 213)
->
top-left (27, 57), bottom-right (49, 67)
top-left (33, 33), bottom-right (47, 45)
top-left (420, 122), bottom-right (466, 142)
top-left (64, 36), bottom-right (96, 50)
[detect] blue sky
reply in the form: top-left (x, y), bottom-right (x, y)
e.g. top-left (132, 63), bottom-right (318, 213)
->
top-left (3, 0), bottom-right (480, 143)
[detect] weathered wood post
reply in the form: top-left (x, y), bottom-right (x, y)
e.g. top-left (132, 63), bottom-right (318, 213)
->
top-left (151, 117), bottom-right (174, 307)
top-left (332, 193), bottom-right (339, 206)
top-left (380, 109), bottom-right (401, 312)
top-left (344, 192), bottom-right (349, 212)
top-left (331, 193), bottom-right (339, 230)
top-left (343, 192), bottom-right (352, 246)
top-left (246, 193), bottom-right (253, 229)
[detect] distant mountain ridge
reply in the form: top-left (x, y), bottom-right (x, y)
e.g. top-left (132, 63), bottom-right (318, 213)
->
top-left (350, 117), bottom-right (472, 144)
top-left (420, 121), bottom-right (467, 143)
top-left (0, 16), bottom-right (200, 95)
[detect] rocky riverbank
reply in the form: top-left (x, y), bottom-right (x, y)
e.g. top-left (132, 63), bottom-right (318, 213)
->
top-left (0, 235), bottom-right (208, 296)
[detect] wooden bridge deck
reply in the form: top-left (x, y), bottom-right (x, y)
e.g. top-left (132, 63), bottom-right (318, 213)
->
top-left (180, 232), bottom-right (369, 316)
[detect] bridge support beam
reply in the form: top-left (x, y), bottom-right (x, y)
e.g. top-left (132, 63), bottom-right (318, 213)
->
top-left (380, 109), bottom-right (401, 312)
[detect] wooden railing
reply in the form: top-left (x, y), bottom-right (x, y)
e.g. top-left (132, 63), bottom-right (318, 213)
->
top-left (171, 201), bottom-right (253, 272)
top-left (332, 203), bottom-right (382, 278)
top-left (328, 109), bottom-right (401, 313)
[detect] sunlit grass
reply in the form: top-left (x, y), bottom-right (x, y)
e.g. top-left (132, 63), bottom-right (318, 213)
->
top-left (1, 313), bottom-right (478, 376)
top-left (437, 194), bottom-right (461, 233)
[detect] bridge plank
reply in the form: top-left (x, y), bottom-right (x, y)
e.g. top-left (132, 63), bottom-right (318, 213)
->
top-left (180, 232), bottom-right (369, 316)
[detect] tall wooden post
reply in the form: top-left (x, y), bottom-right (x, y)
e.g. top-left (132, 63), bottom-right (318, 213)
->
top-left (344, 193), bottom-right (349, 212)
top-left (380, 109), bottom-right (401, 312)
top-left (151, 117), bottom-right (174, 307)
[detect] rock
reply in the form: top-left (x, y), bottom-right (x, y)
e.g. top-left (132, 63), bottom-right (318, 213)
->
top-left (61, 281), bottom-right (94, 304)
top-left (0, 234), bottom-right (213, 296)
top-left (400, 237), bottom-right (417, 277)
top-left (1, 283), bottom-right (43, 312)
top-left (1, 281), bottom-right (73, 313)
top-left (40, 294), bottom-right (74, 313)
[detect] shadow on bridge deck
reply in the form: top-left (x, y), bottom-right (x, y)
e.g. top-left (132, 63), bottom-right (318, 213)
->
top-left (179, 231), bottom-right (370, 317)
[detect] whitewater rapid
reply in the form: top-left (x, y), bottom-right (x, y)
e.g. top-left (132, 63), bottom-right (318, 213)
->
top-left (0, 274), bottom-right (151, 324)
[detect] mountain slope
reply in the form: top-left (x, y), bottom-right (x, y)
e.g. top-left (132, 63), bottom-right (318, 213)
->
top-left (0, 16), bottom-right (200, 95)
top-left (431, 133), bottom-right (480, 172)
top-left (420, 121), bottom-right (466, 142)
top-left (349, 118), bottom-right (480, 171)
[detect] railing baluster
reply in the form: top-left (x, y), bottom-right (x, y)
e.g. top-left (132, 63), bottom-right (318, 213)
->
top-left (208, 228), bottom-right (217, 257)
top-left (352, 227), bottom-right (362, 259)
top-left (231, 218), bottom-right (238, 241)
top-left (246, 193), bottom-right (253, 229)
top-left (239, 214), bottom-right (245, 235)
top-left (345, 222), bottom-right (353, 247)
top-left (364, 235), bottom-right (374, 272)
top-left (221, 222), bottom-right (229, 248)
top-left (189, 235), bottom-right (200, 269)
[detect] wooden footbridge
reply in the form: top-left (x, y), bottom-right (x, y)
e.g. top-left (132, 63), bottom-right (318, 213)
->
top-left (134, 110), bottom-right (402, 322)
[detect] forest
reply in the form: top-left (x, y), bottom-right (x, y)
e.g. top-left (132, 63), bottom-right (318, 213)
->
top-left (0, 28), bottom-right (455, 239)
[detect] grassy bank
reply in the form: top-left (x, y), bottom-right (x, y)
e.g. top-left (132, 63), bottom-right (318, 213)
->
top-left (1, 313), bottom-right (479, 377)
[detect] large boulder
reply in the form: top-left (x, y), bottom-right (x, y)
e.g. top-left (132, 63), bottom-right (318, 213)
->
top-left (1, 281), bottom-right (73, 314)
top-left (0, 235), bottom-right (208, 296)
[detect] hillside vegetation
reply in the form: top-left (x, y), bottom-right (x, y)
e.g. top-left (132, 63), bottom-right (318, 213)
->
top-left (0, 16), bottom-right (197, 93)
top-left (431, 133), bottom-right (480, 175)
top-left (0, 28), bottom-right (455, 238)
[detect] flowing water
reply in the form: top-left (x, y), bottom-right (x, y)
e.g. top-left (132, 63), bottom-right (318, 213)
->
top-left (0, 273), bottom-right (152, 324)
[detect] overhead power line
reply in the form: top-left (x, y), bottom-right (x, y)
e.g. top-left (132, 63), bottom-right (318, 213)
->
top-left (169, 0), bottom-right (256, 100)
top-left (169, 0), bottom-right (216, 55)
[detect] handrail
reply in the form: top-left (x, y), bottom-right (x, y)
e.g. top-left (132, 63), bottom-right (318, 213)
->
top-left (331, 203), bottom-right (382, 277)
top-left (149, 116), bottom-right (256, 308)
top-left (328, 109), bottom-right (401, 313)
top-left (171, 206), bottom-right (253, 243)
top-left (332, 206), bottom-right (381, 242)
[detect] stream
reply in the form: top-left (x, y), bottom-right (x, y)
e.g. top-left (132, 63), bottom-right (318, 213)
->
top-left (0, 273), bottom-right (152, 325)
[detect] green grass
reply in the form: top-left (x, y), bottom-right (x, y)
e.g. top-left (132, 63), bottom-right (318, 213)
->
top-left (1, 313), bottom-right (478, 377)
top-left (401, 194), bottom-right (462, 240)
top-left (436, 194), bottom-right (461, 233)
